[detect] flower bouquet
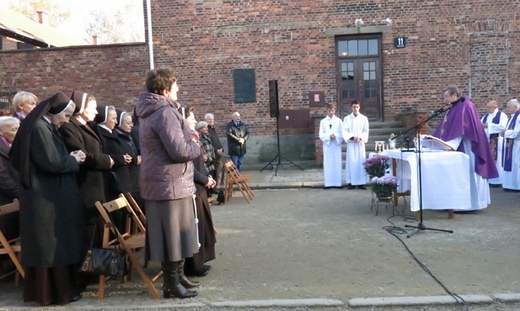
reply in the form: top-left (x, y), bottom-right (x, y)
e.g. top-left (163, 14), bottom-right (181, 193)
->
top-left (363, 154), bottom-right (391, 178)
top-left (370, 176), bottom-right (397, 198)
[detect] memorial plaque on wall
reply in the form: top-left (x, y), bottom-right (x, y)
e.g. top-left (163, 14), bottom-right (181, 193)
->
top-left (233, 68), bottom-right (256, 103)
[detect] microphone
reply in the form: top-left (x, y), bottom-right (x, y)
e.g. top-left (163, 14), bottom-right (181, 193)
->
top-left (432, 96), bottom-right (466, 114)
top-left (450, 96), bottom-right (465, 105)
top-left (432, 107), bottom-right (447, 114)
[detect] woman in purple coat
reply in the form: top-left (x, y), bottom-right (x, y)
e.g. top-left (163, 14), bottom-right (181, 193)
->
top-left (135, 69), bottom-right (201, 299)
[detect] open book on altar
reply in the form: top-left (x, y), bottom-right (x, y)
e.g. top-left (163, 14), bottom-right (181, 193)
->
top-left (416, 134), bottom-right (455, 151)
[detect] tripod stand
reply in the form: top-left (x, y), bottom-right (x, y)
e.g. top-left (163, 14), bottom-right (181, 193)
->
top-left (391, 110), bottom-right (453, 237)
top-left (260, 116), bottom-right (304, 176)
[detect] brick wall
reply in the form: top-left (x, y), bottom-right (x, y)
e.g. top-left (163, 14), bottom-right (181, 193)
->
top-left (1, 0), bottom-right (519, 164)
top-left (0, 43), bottom-right (148, 111)
top-left (149, 0), bottom-right (520, 134)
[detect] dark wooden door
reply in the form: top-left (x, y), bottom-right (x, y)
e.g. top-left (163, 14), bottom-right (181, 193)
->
top-left (336, 37), bottom-right (382, 121)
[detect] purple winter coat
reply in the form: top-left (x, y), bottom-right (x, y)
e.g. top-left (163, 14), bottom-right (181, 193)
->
top-left (135, 92), bottom-right (200, 200)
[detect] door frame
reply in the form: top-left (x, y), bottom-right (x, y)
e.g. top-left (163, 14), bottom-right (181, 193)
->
top-left (335, 34), bottom-right (383, 121)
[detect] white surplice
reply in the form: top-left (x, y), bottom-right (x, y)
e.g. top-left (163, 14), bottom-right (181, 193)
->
top-left (502, 112), bottom-right (520, 190)
top-left (481, 109), bottom-right (508, 185)
top-left (342, 113), bottom-right (369, 186)
top-left (319, 115), bottom-right (343, 187)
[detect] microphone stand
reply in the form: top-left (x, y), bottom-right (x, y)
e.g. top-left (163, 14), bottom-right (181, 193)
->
top-left (391, 107), bottom-right (454, 238)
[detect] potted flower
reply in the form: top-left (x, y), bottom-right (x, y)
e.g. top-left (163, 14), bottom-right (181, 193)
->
top-left (363, 154), bottom-right (391, 178)
top-left (370, 176), bottom-right (398, 199)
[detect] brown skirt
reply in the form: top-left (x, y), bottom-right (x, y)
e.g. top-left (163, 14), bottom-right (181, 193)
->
top-left (145, 196), bottom-right (199, 262)
top-left (185, 191), bottom-right (216, 274)
top-left (23, 265), bottom-right (82, 306)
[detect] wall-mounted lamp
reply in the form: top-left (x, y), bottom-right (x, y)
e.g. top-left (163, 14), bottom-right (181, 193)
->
top-left (354, 18), bottom-right (364, 28)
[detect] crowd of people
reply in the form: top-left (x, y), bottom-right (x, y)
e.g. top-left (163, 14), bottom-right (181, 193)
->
top-left (320, 86), bottom-right (520, 211)
top-left (0, 68), bottom-right (248, 305)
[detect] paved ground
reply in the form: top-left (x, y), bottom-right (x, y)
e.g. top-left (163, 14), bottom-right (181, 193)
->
top-left (1, 164), bottom-right (520, 310)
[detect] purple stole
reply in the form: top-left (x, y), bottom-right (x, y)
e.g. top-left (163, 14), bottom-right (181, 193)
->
top-left (482, 110), bottom-right (502, 124)
top-left (502, 110), bottom-right (520, 171)
top-left (483, 111), bottom-right (502, 161)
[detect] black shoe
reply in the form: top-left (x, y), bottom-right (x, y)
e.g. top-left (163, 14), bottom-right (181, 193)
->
top-left (185, 265), bottom-right (211, 277)
top-left (357, 185), bottom-right (367, 190)
top-left (70, 294), bottom-right (82, 303)
top-left (196, 265), bottom-right (211, 277)
top-left (347, 185), bottom-right (356, 190)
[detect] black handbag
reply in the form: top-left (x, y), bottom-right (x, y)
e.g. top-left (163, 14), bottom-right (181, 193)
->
top-left (79, 223), bottom-right (126, 277)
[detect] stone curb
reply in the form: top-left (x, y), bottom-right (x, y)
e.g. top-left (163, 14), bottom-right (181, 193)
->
top-left (210, 298), bottom-right (343, 307)
top-left (3, 295), bottom-right (518, 310)
top-left (348, 294), bottom-right (493, 307)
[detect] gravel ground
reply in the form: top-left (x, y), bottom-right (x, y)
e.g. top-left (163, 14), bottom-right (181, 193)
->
top-left (1, 186), bottom-right (519, 310)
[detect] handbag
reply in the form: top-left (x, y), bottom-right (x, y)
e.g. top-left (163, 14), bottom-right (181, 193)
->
top-left (79, 223), bottom-right (127, 277)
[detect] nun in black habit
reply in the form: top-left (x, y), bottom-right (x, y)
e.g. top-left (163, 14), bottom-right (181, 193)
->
top-left (10, 92), bottom-right (86, 306)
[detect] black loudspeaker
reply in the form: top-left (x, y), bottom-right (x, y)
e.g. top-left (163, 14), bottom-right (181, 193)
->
top-left (269, 80), bottom-right (279, 118)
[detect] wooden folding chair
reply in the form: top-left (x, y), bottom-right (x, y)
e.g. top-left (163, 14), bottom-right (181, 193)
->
top-left (95, 197), bottom-right (160, 300)
top-left (0, 199), bottom-right (24, 286)
top-left (224, 160), bottom-right (254, 203)
top-left (122, 192), bottom-right (163, 282)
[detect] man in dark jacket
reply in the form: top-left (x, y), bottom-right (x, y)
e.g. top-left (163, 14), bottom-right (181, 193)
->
top-left (226, 111), bottom-right (250, 172)
top-left (204, 113), bottom-right (223, 182)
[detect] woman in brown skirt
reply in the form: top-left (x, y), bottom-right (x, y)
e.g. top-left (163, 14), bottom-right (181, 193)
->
top-left (184, 119), bottom-right (217, 277)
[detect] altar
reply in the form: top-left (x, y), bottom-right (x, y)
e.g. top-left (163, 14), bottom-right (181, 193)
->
top-left (382, 149), bottom-right (471, 212)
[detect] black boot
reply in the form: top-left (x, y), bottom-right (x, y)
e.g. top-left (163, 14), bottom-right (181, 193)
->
top-left (161, 261), bottom-right (198, 299)
top-left (178, 259), bottom-right (200, 289)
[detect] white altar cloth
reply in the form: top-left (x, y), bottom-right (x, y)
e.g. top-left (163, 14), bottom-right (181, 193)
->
top-left (383, 149), bottom-right (471, 211)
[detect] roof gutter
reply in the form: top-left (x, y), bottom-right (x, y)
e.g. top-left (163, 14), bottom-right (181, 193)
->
top-left (146, 0), bottom-right (154, 70)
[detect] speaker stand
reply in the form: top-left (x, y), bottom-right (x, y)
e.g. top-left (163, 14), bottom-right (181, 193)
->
top-left (260, 117), bottom-right (304, 175)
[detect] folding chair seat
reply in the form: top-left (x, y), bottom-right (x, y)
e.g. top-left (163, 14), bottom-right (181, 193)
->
top-left (0, 199), bottom-right (24, 286)
top-left (224, 160), bottom-right (254, 203)
top-left (95, 196), bottom-right (160, 299)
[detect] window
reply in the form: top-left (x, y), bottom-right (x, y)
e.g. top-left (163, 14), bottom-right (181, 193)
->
top-left (338, 39), bottom-right (379, 57)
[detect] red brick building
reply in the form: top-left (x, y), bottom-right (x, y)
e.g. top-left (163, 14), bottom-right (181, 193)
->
top-left (1, 0), bottom-right (519, 165)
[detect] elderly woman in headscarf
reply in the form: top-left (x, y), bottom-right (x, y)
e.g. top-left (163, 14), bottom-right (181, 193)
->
top-left (184, 112), bottom-right (217, 278)
top-left (10, 92), bottom-right (86, 306)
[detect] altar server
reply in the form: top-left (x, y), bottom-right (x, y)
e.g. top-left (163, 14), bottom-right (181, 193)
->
top-left (501, 99), bottom-right (520, 191)
top-left (433, 86), bottom-right (498, 210)
top-left (481, 100), bottom-right (508, 186)
top-left (342, 100), bottom-right (369, 189)
top-left (319, 103), bottom-right (343, 188)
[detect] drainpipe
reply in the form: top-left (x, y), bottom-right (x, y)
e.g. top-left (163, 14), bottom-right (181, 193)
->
top-left (146, 0), bottom-right (154, 70)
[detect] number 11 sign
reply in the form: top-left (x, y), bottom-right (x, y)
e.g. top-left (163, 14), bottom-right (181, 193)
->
top-left (395, 37), bottom-right (406, 48)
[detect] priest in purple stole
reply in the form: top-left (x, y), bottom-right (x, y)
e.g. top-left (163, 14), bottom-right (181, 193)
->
top-left (433, 86), bottom-right (498, 210)
top-left (501, 99), bottom-right (520, 191)
top-left (481, 100), bottom-right (508, 186)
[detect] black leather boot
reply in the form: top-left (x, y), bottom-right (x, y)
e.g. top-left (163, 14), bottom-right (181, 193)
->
top-left (178, 259), bottom-right (200, 289)
top-left (161, 261), bottom-right (198, 299)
